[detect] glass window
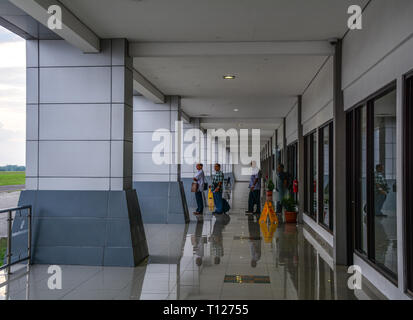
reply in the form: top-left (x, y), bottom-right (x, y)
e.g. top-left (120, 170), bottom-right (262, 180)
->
top-left (373, 90), bottom-right (397, 275)
top-left (287, 143), bottom-right (298, 201)
top-left (304, 136), bottom-right (309, 213)
top-left (320, 124), bottom-right (333, 230)
top-left (359, 106), bottom-right (368, 255)
top-left (349, 84), bottom-right (398, 281)
top-left (322, 127), bottom-right (329, 226)
top-left (312, 133), bottom-right (318, 219)
top-left (304, 133), bottom-right (318, 220)
top-left (405, 73), bottom-right (413, 293)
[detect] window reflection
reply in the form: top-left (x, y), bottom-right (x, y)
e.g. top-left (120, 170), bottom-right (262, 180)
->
top-left (373, 90), bottom-right (398, 275)
top-left (360, 106), bottom-right (368, 254)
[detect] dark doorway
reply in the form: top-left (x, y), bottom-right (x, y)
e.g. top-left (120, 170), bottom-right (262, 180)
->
top-left (404, 72), bottom-right (413, 294)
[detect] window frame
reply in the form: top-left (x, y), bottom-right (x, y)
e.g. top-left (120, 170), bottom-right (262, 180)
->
top-left (304, 130), bottom-right (318, 221)
top-left (403, 70), bottom-right (413, 295)
top-left (318, 121), bottom-right (334, 232)
top-left (346, 81), bottom-right (398, 284)
top-left (287, 141), bottom-right (298, 201)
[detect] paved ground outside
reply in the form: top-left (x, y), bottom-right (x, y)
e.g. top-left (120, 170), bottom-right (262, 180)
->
top-left (0, 189), bottom-right (21, 237)
top-left (0, 185), bottom-right (24, 193)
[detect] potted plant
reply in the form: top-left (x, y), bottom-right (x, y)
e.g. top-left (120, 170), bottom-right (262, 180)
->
top-left (266, 179), bottom-right (275, 201)
top-left (281, 196), bottom-right (298, 223)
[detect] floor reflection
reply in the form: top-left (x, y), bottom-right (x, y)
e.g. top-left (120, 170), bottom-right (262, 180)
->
top-left (0, 182), bottom-right (384, 300)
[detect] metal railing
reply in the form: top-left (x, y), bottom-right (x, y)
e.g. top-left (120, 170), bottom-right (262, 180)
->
top-left (0, 206), bottom-right (32, 275)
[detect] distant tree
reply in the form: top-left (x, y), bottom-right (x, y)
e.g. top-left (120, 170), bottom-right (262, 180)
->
top-left (0, 165), bottom-right (25, 172)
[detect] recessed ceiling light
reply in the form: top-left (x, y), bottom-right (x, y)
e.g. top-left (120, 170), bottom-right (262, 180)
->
top-left (233, 109), bottom-right (239, 112)
top-left (223, 75), bottom-right (236, 80)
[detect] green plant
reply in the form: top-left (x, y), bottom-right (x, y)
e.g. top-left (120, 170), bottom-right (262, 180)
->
top-left (267, 179), bottom-right (275, 192)
top-left (281, 196), bottom-right (298, 212)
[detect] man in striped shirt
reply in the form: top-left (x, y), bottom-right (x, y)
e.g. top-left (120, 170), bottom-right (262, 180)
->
top-left (211, 163), bottom-right (224, 214)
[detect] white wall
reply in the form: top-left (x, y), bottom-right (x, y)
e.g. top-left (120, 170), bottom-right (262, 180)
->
top-left (341, 0), bottom-right (413, 300)
top-left (182, 118), bottom-right (201, 179)
top-left (234, 163), bottom-right (249, 182)
top-left (286, 104), bottom-right (298, 145)
top-left (26, 39), bottom-right (133, 191)
top-left (277, 123), bottom-right (284, 150)
top-left (302, 56), bottom-right (334, 135)
top-left (342, 0), bottom-right (413, 110)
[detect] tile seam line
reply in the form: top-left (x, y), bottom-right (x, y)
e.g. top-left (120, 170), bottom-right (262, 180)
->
top-left (58, 268), bottom-right (103, 300)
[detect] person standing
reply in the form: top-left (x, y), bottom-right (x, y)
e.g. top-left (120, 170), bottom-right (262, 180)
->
top-left (193, 163), bottom-right (205, 216)
top-left (211, 163), bottom-right (224, 214)
top-left (246, 161), bottom-right (262, 214)
top-left (276, 164), bottom-right (288, 214)
top-left (192, 219), bottom-right (205, 267)
top-left (210, 214), bottom-right (230, 265)
top-left (375, 164), bottom-right (389, 217)
top-left (248, 215), bottom-right (262, 268)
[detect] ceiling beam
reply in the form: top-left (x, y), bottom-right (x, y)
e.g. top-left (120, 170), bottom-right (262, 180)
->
top-left (199, 118), bottom-right (282, 132)
top-left (130, 41), bottom-right (333, 57)
top-left (133, 69), bottom-right (165, 104)
top-left (9, 0), bottom-right (100, 53)
top-left (181, 111), bottom-right (191, 124)
top-left (200, 118), bottom-right (283, 124)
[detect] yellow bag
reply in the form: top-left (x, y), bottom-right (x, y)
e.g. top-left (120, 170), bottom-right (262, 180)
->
top-left (208, 188), bottom-right (215, 211)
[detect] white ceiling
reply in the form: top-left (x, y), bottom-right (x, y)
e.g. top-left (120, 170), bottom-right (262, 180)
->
top-left (181, 96), bottom-right (296, 119)
top-left (133, 55), bottom-right (325, 118)
top-left (59, 0), bottom-right (369, 145)
top-left (60, 0), bottom-right (368, 42)
top-left (201, 122), bottom-right (279, 146)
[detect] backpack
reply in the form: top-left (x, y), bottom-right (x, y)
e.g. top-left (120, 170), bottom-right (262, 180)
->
top-left (222, 198), bottom-right (231, 213)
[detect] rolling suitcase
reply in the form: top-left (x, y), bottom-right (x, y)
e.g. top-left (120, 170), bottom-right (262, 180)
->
top-left (222, 198), bottom-right (231, 213)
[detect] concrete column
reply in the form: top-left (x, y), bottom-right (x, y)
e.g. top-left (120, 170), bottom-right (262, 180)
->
top-left (332, 40), bottom-right (348, 265)
top-left (25, 39), bottom-right (134, 191)
top-left (133, 96), bottom-right (189, 224)
top-left (297, 95), bottom-right (305, 224)
top-left (181, 118), bottom-right (202, 211)
top-left (133, 96), bottom-right (180, 183)
top-left (19, 39), bottom-right (148, 266)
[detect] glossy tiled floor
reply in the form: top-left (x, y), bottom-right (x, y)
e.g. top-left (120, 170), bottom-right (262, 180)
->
top-left (0, 182), bottom-right (384, 300)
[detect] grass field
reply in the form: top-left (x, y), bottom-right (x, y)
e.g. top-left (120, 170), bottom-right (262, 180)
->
top-left (0, 171), bottom-right (26, 186)
top-left (0, 238), bottom-right (6, 266)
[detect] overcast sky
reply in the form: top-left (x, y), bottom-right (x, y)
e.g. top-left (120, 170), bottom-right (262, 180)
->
top-left (0, 26), bottom-right (26, 166)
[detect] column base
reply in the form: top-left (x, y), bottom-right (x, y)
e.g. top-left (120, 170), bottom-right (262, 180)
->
top-left (15, 189), bottom-right (148, 267)
top-left (181, 178), bottom-right (197, 209)
top-left (134, 182), bottom-right (189, 224)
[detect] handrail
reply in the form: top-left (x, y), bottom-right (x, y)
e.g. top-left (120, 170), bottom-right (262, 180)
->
top-left (0, 205), bottom-right (32, 275)
top-left (0, 205), bottom-right (32, 214)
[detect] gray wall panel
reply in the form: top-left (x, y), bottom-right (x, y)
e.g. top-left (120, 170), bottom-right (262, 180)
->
top-left (39, 67), bottom-right (111, 104)
top-left (16, 190), bottom-right (148, 266)
top-left (38, 141), bottom-right (110, 177)
top-left (39, 39), bottom-right (111, 67)
top-left (39, 104), bottom-right (111, 140)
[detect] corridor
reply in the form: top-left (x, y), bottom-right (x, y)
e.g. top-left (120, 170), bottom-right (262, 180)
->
top-left (0, 182), bottom-right (384, 300)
